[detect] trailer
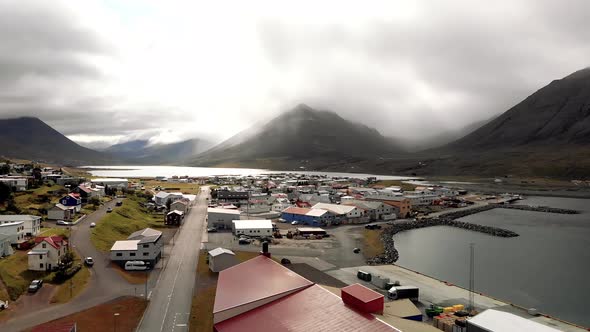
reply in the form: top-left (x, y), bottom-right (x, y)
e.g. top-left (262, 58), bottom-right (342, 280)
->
top-left (387, 286), bottom-right (419, 301)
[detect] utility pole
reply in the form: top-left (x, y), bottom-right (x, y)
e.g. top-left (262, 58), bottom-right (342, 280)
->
top-left (246, 191), bottom-right (250, 220)
top-left (145, 270), bottom-right (148, 299)
top-left (469, 243), bottom-right (475, 313)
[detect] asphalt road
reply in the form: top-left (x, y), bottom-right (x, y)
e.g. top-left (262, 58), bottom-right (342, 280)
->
top-left (0, 199), bottom-right (137, 331)
top-left (137, 187), bottom-right (208, 332)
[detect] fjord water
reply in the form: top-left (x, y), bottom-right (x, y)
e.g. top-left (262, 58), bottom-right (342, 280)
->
top-left (393, 196), bottom-right (590, 327)
top-left (84, 165), bottom-right (412, 180)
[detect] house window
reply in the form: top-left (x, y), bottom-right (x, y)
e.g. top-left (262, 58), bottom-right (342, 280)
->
top-left (116, 253), bottom-right (122, 257)
top-left (39, 254), bottom-right (43, 259)
top-left (40, 263), bottom-right (44, 268)
top-left (42, 243), bottom-right (46, 248)
top-left (130, 253), bottom-right (136, 257)
top-left (143, 244), bottom-right (149, 248)
top-left (143, 252), bottom-right (149, 256)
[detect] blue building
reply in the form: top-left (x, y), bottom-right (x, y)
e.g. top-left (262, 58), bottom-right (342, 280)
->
top-left (281, 207), bottom-right (333, 226)
top-left (59, 194), bottom-right (82, 212)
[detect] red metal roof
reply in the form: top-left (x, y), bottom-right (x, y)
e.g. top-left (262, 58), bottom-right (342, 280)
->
top-left (342, 283), bottom-right (383, 303)
top-left (215, 285), bottom-right (399, 332)
top-left (282, 207), bottom-right (311, 215)
top-left (34, 236), bottom-right (66, 249)
top-left (213, 255), bottom-right (313, 314)
top-left (31, 322), bottom-right (76, 332)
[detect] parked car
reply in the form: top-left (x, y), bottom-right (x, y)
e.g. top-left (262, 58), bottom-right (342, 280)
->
top-left (238, 238), bottom-right (252, 245)
top-left (56, 220), bottom-right (71, 226)
top-left (365, 224), bottom-right (382, 230)
top-left (0, 299), bottom-right (7, 310)
top-left (90, 222), bottom-right (96, 228)
top-left (353, 248), bottom-right (361, 254)
top-left (28, 280), bottom-right (43, 293)
top-left (106, 207), bottom-right (113, 213)
top-left (116, 201), bottom-right (123, 206)
top-left (125, 261), bottom-right (148, 271)
top-left (207, 227), bottom-right (217, 233)
top-left (291, 221), bottom-right (299, 225)
top-left (84, 257), bottom-right (94, 267)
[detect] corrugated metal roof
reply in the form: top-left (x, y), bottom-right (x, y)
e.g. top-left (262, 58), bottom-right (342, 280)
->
top-left (282, 207), bottom-right (311, 215)
top-left (110, 240), bottom-right (140, 251)
top-left (208, 247), bottom-right (235, 257)
top-left (213, 255), bottom-right (313, 314)
top-left (312, 203), bottom-right (357, 215)
top-left (208, 208), bottom-right (241, 215)
top-left (128, 228), bottom-right (162, 240)
top-left (305, 208), bottom-right (328, 217)
top-left (468, 309), bottom-right (560, 331)
top-left (215, 284), bottom-right (399, 332)
top-left (232, 219), bottom-right (272, 230)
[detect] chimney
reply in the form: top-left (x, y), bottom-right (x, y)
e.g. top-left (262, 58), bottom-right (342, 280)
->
top-left (260, 241), bottom-right (271, 258)
top-left (341, 284), bottom-right (384, 314)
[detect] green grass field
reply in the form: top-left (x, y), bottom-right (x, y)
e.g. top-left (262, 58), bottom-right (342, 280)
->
top-left (90, 195), bottom-right (167, 252)
top-left (50, 252), bottom-right (90, 303)
top-left (38, 227), bottom-right (70, 238)
top-left (0, 252), bottom-right (54, 300)
top-left (10, 184), bottom-right (64, 215)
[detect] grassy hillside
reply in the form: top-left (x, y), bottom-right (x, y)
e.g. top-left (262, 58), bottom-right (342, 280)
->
top-left (90, 195), bottom-right (167, 252)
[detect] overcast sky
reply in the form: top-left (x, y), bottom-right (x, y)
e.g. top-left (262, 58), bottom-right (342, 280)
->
top-left (0, 0), bottom-right (588, 148)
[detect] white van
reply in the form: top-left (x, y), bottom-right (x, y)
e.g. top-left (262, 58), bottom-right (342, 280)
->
top-left (125, 261), bottom-right (148, 271)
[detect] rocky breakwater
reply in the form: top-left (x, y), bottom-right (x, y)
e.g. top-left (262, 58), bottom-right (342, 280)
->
top-left (490, 204), bottom-right (579, 214)
top-left (367, 216), bottom-right (518, 265)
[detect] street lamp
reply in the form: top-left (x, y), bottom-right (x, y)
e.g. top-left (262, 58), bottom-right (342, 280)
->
top-left (113, 313), bottom-right (120, 332)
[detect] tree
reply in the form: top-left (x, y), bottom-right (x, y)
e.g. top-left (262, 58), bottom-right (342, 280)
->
top-left (165, 198), bottom-right (173, 211)
top-left (0, 182), bottom-right (12, 204)
top-left (0, 163), bottom-right (9, 175)
top-left (89, 196), bottom-right (100, 206)
top-left (60, 251), bottom-right (74, 269)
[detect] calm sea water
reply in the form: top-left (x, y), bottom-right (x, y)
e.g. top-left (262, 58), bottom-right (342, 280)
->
top-left (393, 196), bottom-right (590, 327)
top-left (83, 165), bottom-right (414, 180)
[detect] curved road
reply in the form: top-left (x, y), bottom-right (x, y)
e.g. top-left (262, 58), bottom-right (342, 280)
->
top-left (1, 199), bottom-right (136, 331)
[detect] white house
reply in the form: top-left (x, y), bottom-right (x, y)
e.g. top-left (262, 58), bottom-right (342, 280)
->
top-left (154, 191), bottom-right (184, 206)
top-left (0, 220), bottom-right (25, 244)
top-left (170, 199), bottom-right (189, 213)
top-left (344, 200), bottom-right (394, 221)
top-left (0, 176), bottom-right (28, 191)
top-left (271, 198), bottom-right (292, 212)
top-left (0, 215), bottom-right (41, 237)
top-left (47, 203), bottom-right (76, 220)
top-left (0, 234), bottom-right (14, 257)
top-left (403, 194), bottom-right (438, 206)
top-left (208, 247), bottom-right (238, 272)
top-left (207, 208), bottom-right (241, 230)
top-left (28, 236), bottom-right (68, 271)
top-left (110, 228), bottom-right (163, 265)
top-left (232, 219), bottom-right (273, 237)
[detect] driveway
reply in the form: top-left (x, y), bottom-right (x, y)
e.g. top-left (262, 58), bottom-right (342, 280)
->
top-left (0, 199), bottom-right (138, 331)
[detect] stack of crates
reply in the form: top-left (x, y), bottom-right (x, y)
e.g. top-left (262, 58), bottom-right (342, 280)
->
top-left (432, 313), bottom-right (467, 332)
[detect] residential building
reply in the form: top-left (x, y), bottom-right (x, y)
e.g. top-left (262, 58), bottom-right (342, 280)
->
top-left (154, 191), bottom-right (184, 206)
top-left (207, 208), bottom-right (241, 230)
top-left (231, 219), bottom-right (273, 237)
top-left (170, 199), bottom-right (189, 213)
top-left (208, 247), bottom-right (238, 272)
top-left (110, 228), bottom-right (163, 265)
top-left (75, 185), bottom-right (101, 202)
top-left (47, 204), bottom-right (76, 220)
top-left (0, 220), bottom-right (25, 244)
top-left (28, 236), bottom-right (68, 271)
top-left (0, 215), bottom-right (41, 237)
top-left (271, 198), bottom-right (292, 212)
top-left (0, 234), bottom-right (14, 257)
top-left (216, 190), bottom-right (249, 204)
top-left (403, 194), bottom-right (438, 206)
top-left (0, 176), bottom-right (28, 191)
top-left (213, 255), bottom-right (400, 331)
top-left (59, 194), bottom-right (82, 212)
top-left (165, 210), bottom-right (184, 226)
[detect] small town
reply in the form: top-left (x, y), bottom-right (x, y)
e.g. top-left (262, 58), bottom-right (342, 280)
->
top-left (0, 161), bottom-right (585, 332)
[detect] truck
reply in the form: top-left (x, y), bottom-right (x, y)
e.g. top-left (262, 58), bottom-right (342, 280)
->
top-left (387, 286), bottom-right (419, 301)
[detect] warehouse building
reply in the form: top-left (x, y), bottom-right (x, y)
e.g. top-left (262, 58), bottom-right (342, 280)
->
top-left (207, 208), bottom-right (241, 230)
top-left (231, 219), bottom-right (273, 237)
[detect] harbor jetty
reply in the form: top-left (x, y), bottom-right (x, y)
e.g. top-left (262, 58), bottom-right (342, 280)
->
top-left (367, 203), bottom-right (578, 265)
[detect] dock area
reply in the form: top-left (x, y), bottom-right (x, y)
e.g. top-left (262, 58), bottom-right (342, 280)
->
top-left (326, 264), bottom-right (587, 332)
